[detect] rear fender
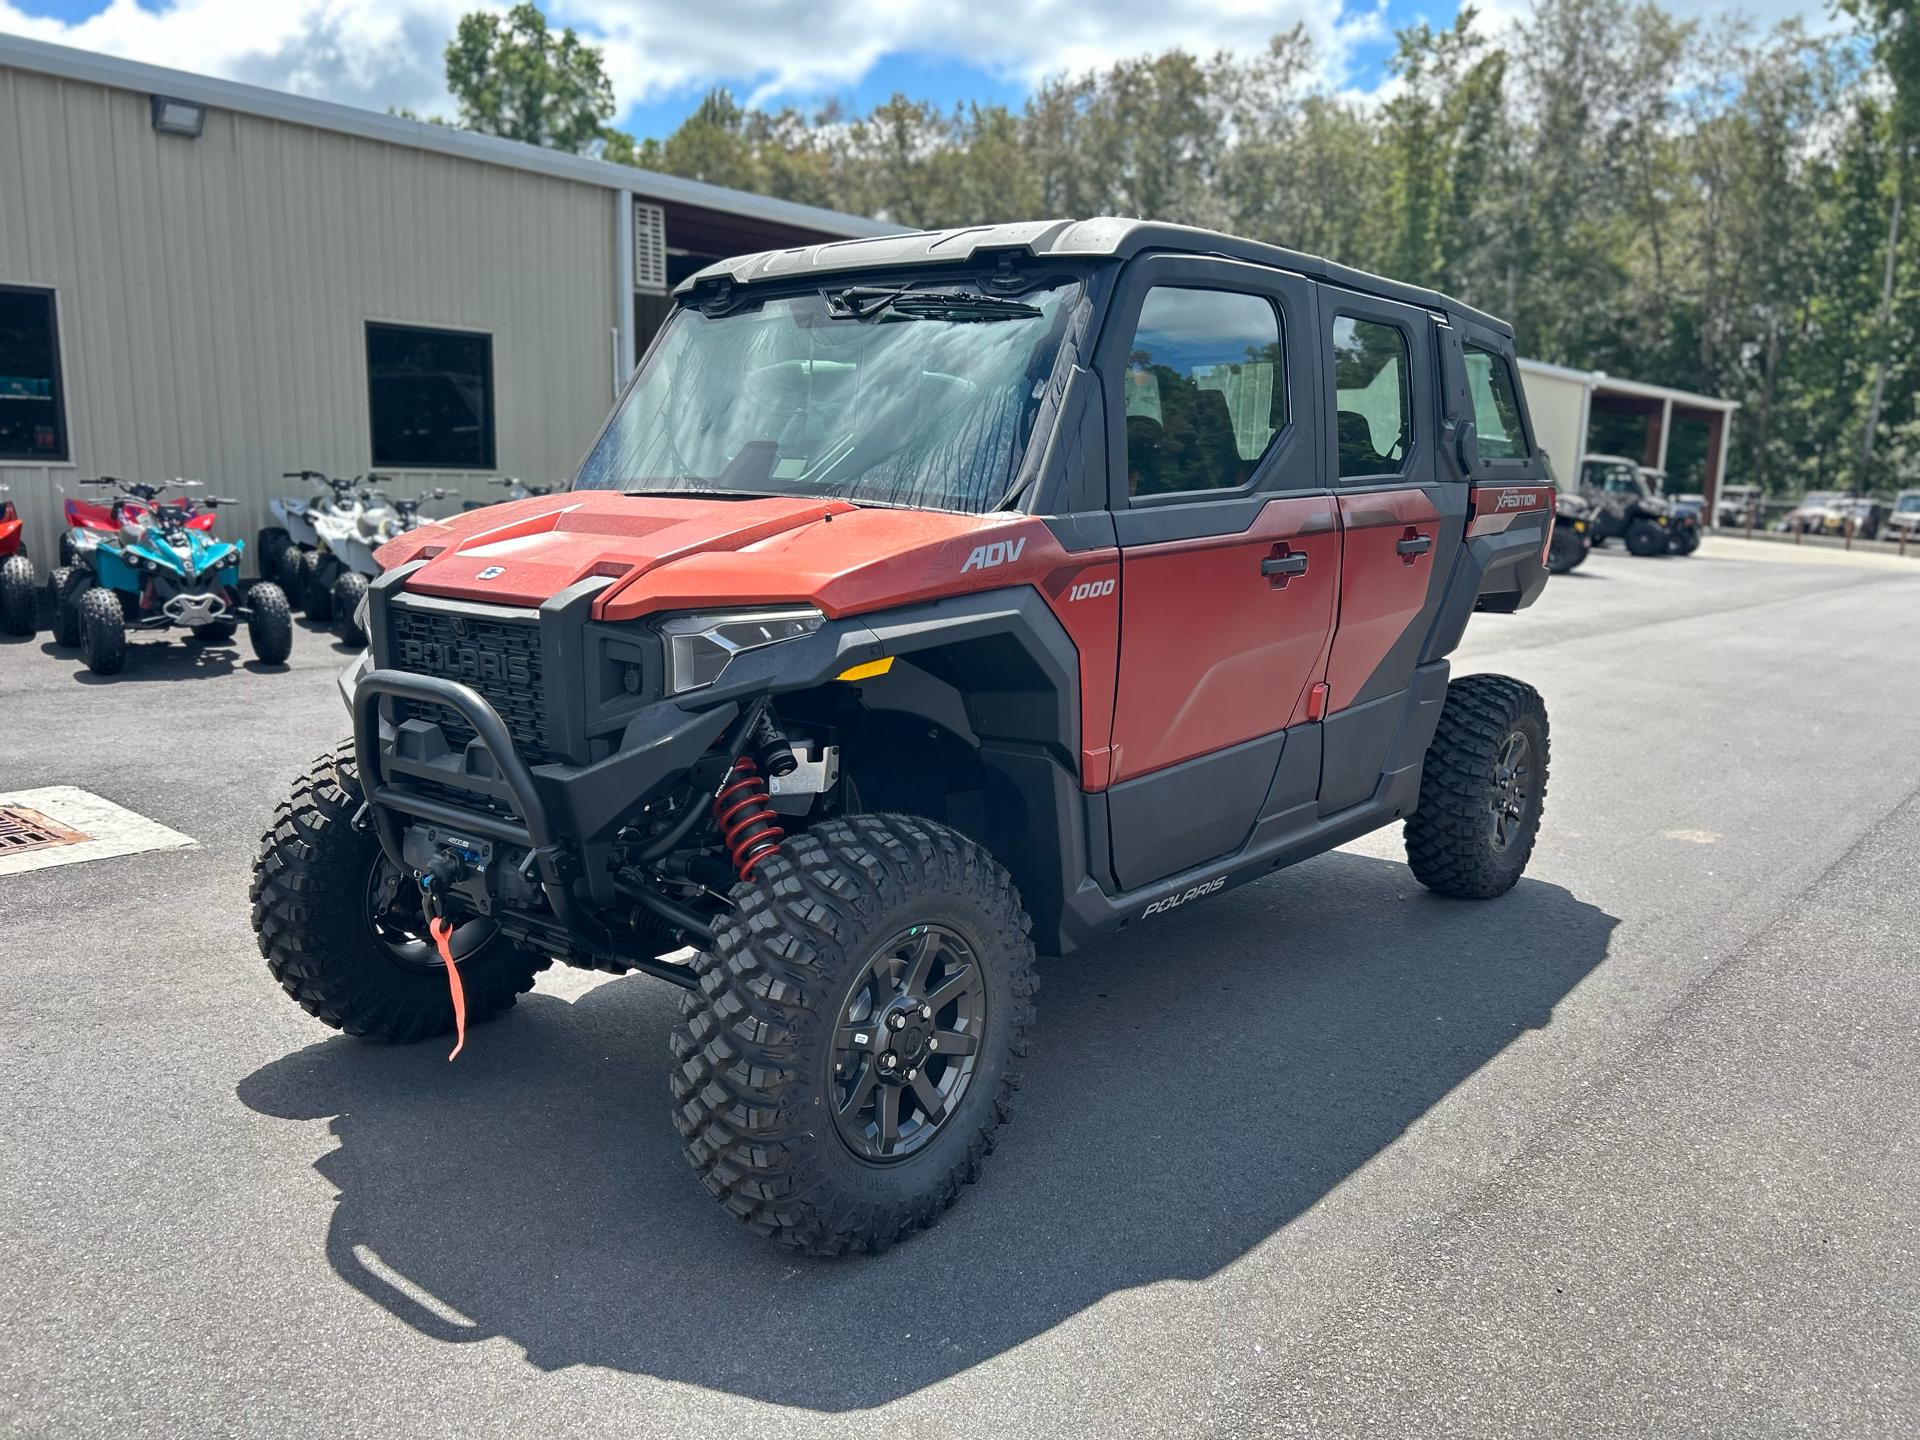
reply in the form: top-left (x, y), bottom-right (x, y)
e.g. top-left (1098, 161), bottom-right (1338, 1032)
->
top-left (1422, 484), bottom-right (1553, 660)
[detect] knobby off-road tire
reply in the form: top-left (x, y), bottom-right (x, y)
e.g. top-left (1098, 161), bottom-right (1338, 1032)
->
top-left (303, 559), bottom-right (337, 623)
top-left (47, 566), bottom-right (85, 647)
top-left (1, 553), bottom-right (37, 635)
top-left (670, 813), bottom-right (1038, 1255)
top-left (1546, 526), bottom-right (1587, 575)
top-left (1625, 518), bottom-right (1668, 556)
top-left (246, 581), bottom-right (294, 664)
top-left (330, 570), bottom-right (370, 646)
top-left (251, 739), bottom-right (549, 1042)
top-left (1405, 674), bottom-right (1549, 900)
top-left (78, 584), bottom-right (126, 675)
top-left (256, 526), bottom-right (291, 580)
top-left (278, 547), bottom-right (314, 612)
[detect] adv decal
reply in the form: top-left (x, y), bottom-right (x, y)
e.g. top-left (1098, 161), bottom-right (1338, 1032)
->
top-left (960, 537), bottom-right (1026, 574)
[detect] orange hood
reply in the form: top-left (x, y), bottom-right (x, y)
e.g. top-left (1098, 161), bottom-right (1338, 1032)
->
top-left (375, 491), bottom-right (1084, 623)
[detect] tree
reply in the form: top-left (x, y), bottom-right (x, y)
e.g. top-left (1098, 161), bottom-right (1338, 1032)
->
top-left (444, 3), bottom-right (625, 156)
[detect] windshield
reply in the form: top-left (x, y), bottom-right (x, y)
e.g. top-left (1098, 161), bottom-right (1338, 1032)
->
top-left (577, 279), bottom-right (1083, 513)
top-left (1585, 461), bottom-right (1643, 495)
top-left (1897, 495), bottom-right (1920, 513)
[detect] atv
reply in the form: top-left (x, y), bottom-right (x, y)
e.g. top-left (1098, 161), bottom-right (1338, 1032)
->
top-left (461, 477), bottom-right (557, 512)
top-left (1579, 455), bottom-right (1680, 556)
top-left (1547, 490), bottom-right (1593, 573)
top-left (0, 484), bottom-right (36, 636)
top-left (324, 488), bottom-right (446, 648)
top-left (47, 477), bottom-right (293, 675)
top-left (260, 471), bottom-right (368, 610)
top-left (253, 219), bottom-right (1555, 1256)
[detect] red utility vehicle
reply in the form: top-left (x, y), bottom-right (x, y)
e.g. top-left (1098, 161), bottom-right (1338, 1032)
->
top-left (254, 220), bottom-right (1554, 1254)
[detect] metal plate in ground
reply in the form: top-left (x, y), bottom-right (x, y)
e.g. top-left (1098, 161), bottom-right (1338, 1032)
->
top-left (0, 787), bottom-right (196, 877)
top-left (0, 805), bottom-right (90, 855)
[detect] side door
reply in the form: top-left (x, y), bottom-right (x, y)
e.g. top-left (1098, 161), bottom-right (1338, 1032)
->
top-left (1317, 290), bottom-right (1464, 814)
top-left (1099, 255), bottom-right (1339, 890)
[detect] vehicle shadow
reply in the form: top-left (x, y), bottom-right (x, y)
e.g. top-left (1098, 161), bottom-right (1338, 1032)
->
top-left (238, 849), bottom-right (1617, 1410)
top-left (66, 635), bottom-right (244, 682)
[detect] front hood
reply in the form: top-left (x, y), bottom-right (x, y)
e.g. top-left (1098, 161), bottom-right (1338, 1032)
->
top-left (375, 490), bottom-right (1080, 622)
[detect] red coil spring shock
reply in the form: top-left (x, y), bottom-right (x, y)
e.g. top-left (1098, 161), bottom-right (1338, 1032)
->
top-left (714, 756), bottom-right (785, 881)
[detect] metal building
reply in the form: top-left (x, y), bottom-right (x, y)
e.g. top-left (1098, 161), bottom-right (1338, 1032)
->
top-left (0, 34), bottom-right (892, 573)
top-left (1518, 359), bottom-right (1739, 519)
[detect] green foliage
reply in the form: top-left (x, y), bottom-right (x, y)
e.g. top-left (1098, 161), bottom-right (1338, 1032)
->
top-left (444, 2), bottom-right (624, 156)
top-left (442, 0), bottom-right (1913, 496)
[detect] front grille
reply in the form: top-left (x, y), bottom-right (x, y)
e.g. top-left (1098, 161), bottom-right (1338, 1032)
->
top-left (387, 603), bottom-right (550, 764)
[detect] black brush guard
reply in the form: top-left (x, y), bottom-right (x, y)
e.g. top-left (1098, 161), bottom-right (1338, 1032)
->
top-left (351, 670), bottom-right (710, 985)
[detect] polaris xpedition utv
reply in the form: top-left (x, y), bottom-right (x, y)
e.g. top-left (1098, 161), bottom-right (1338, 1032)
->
top-left (253, 219), bottom-right (1555, 1255)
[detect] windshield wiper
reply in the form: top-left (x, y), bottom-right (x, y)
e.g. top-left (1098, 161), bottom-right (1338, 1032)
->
top-left (621, 486), bottom-right (781, 500)
top-left (826, 286), bottom-right (1042, 323)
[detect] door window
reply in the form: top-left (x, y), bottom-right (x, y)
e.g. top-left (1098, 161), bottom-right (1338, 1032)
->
top-left (1124, 287), bottom-right (1286, 498)
top-left (1333, 317), bottom-right (1411, 479)
top-left (1464, 344), bottom-right (1527, 458)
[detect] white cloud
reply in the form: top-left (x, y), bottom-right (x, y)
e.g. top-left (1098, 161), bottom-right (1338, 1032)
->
top-left (0, 0), bottom-right (1382, 120)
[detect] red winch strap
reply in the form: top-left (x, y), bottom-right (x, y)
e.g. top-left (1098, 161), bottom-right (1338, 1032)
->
top-left (428, 916), bottom-right (467, 1062)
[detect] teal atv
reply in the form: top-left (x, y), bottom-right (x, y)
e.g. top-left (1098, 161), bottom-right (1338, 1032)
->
top-left (47, 477), bottom-right (294, 675)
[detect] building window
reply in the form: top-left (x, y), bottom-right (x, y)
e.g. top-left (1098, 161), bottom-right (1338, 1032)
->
top-left (0, 286), bottom-right (68, 461)
top-left (366, 322), bottom-right (495, 469)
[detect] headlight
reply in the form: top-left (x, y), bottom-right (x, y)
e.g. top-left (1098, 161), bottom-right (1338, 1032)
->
top-left (659, 607), bottom-right (825, 695)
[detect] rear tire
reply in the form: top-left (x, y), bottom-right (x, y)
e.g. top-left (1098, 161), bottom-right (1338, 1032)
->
top-left (251, 739), bottom-right (549, 1042)
top-left (246, 582), bottom-right (293, 665)
top-left (1, 553), bottom-right (37, 635)
top-left (78, 584), bottom-right (127, 675)
top-left (330, 570), bottom-right (370, 646)
top-left (256, 526), bottom-right (292, 580)
top-left (1625, 519), bottom-right (1667, 556)
top-left (278, 547), bottom-right (313, 611)
top-left (303, 558), bottom-right (337, 622)
top-left (47, 567), bottom-right (87, 647)
top-left (671, 813), bottom-right (1038, 1255)
top-left (1546, 526), bottom-right (1587, 574)
top-left (58, 531), bottom-right (80, 567)
top-left (1405, 674), bottom-right (1548, 900)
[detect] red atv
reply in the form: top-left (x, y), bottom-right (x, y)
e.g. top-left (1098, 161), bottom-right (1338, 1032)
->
top-left (0, 484), bottom-right (35, 635)
top-left (254, 220), bottom-right (1554, 1255)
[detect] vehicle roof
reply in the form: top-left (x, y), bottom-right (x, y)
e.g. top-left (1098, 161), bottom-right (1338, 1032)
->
top-left (679, 217), bottom-right (1515, 337)
top-left (1582, 454), bottom-right (1639, 467)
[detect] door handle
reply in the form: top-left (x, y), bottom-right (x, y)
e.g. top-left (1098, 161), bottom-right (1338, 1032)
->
top-left (1396, 534), bottom-right (1432, 556)
top-left (1261, 553), bottom-right (1308, 578)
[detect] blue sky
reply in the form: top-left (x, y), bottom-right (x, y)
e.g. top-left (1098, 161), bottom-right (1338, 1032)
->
top-left (0, 0), bottom-right (1827, 143)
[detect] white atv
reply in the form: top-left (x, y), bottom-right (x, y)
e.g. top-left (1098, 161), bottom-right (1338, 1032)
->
top-left (322, 486), bottom-right (445, 647)
top-left (259, 472), bottom-right (368, 614)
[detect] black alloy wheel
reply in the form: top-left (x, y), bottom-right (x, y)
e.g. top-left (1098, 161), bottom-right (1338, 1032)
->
top-left (829, 923), bottom-right (988, 1163)
top-left (1486, 730), bottom-right (1533, 854)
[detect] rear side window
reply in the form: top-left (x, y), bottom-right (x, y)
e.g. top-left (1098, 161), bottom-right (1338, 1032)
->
top-left (1465, 344), bottom-right (1527, 458)
top-left (1333, 317), bottom-right (1411, 479)
top-left (1124, 287), bottom-right (1286, 498)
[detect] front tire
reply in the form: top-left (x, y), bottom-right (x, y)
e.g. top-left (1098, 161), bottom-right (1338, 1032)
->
top-left (671, 813), bottom-right (1038, 1255)
top-left (256, 526), bottom-right (292, 580)
top-left (1, 553), bottom-right (37, 635)
top-left (330, 570), bottom-right (369, 646)
top-left (78, 584), bottom-right (126, 675)
top-left (1404, 674), bottom-right (1548, 899)
top-left (1625, 518), bottom-right (1667, 556)
top-left (278, 547), bottom-right (313, 612)
top-left (247, 582), bottom-right (294, 664)
top-left (251, 740), bottom-right (549, 1042)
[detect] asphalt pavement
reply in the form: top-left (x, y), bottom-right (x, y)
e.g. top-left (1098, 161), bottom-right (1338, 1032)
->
top-left (1, 540), bottom-right (1915, 1438)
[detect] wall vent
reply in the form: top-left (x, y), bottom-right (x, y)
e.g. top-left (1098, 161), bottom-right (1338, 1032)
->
top-left (634, 201), bottom-right (668, 296)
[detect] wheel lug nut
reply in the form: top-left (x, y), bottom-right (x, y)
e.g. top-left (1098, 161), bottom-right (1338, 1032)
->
top-left (880, 1053), bottom-right (895, 1068)
top-left (919, 1004), bottom-right (931, 1020)
top-left (889, 1014), bottom-right (905, 1030)
top-left (928, 1038), bottom-right (938, 1051)
top-left (906, 1068), bottom-right (917, 1080)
